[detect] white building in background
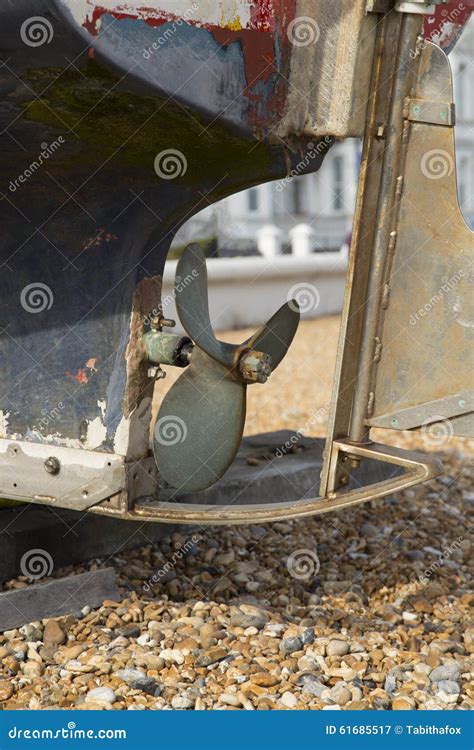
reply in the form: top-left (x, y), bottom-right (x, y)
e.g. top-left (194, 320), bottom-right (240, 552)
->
top-left (173, 23), bottom-right (474, 256)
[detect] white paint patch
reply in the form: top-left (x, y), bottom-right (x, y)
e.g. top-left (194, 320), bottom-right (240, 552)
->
top-left (85, 416), bottom-right (107, 449)
top-left (60, 0), bottom-right (252, 31)
top-left (0, 411), bottom-right (10, 438)
top-left (114, 414), bottom-right (131, 456)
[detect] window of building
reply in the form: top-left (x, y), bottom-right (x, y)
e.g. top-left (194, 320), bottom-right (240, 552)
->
top-left (458, 156), bottom-right (468, 208)
top-left (248, 188), bottom-right (259, 212)
top-left (332, 156), bottom-right (344, 211)
top-left (456, 63), bottom-right (467, 119)
top-left (291, 179), bottom-right (304, 215)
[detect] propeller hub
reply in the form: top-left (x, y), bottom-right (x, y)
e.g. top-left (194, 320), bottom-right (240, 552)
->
top-left (239, 350), bottom-right (273, 384)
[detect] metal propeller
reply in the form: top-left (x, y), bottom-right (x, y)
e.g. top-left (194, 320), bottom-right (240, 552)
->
top-left (153, 244), bottom-right (300, 492)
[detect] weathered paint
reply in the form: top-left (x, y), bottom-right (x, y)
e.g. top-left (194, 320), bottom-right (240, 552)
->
top-left (61, 1), bottom-right (269, 32)
top-left (58, 0), bottom-right (296, 130)
top-left (423, 1), bottom-right (473, 53)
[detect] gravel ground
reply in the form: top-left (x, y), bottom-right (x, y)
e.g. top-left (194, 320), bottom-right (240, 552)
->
top-left (1, 318), bottom-right (472, 711)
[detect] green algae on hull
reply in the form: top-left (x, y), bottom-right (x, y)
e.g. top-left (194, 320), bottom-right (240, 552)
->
top-left (21, 62), bottom-right (273, 182)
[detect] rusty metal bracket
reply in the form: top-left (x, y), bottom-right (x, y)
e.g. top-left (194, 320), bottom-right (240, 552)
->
top-left (369, 391), bottom-right (474, 430)
top-left (406, 97), bottom-right (455, 126)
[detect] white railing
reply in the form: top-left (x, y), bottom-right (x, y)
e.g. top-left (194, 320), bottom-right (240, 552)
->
top-left (162, 232), bottom-right (348, 331)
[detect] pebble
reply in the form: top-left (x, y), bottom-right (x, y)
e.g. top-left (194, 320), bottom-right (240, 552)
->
top-left (280, 692), bottom-right (298, 708)
top-left (120, 625), bottom-right (141, 639)
top-left (0, 682), bottom-right (14, 701)
top-left (171, 695), bottom-right (194, 709)
top-left (116, 669), bottom-right (146, 685)
top-left (392, 696), bottom-right (416, 710)
top-left (220, 693), bottom-right (242, 707)
top-left (230, 608), bottom-right (268, 630)
top-left (250, 673), bottom-right (280, 687)
top-left (86, 688), bottom-right (116, 705)
top-left (360, 523), bottom-right (379, 538)
top-left (429, 663), bottom-right (461, 683)
top-left (43, 620), bottom-right (66, 647)
top-left (160, 649), bottom-right (185, 665)
top-left (436, 680), bottom-right (460, 703)
top-left (130, 678), bottom-right (160, 696)
top-left (329, 684), bottom-right (352, 706)
top-left (195, 647), bottom-right (228, 667)
top-left (298, 675), bottom-right (326, 698)
top-left (280, 636), bottom-right (303, 655)
top-left (326, 640), bottom-right (349, 657)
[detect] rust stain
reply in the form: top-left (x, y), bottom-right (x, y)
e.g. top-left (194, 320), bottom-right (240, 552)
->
top-left (65, 358), bottom-right (99, 384)
top-left (82, 228), bottom-right (119, 251)
top-left (65, 368), bottom-right (89, 385)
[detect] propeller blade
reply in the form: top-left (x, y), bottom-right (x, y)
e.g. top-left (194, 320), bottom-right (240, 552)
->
top-left (243, 300), bottom-right (300, 370)
top-left (154, 347), bottom-right (246, 492)
top-left (175, 244), bottom-right (235, 367)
